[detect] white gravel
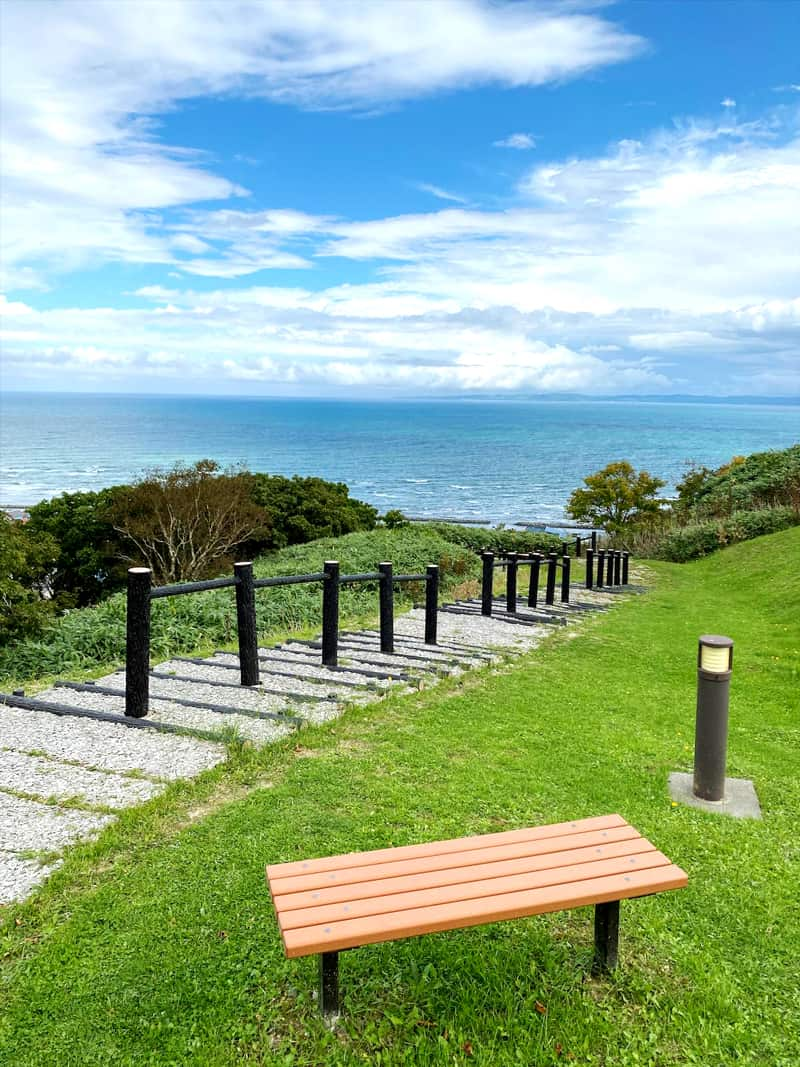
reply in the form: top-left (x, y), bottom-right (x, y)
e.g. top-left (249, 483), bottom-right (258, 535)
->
top-left (35, 688), bottom-right (295, 746)
top-left (0, 751), bottom-right (164, 809)
top-left (0, 854), bottom-right (62, 905)
top-left (0, 794), bottom-right (113, 852)
top-left (395, 606), bottom-right (550, 651)
top-left (0, 704), bottom-right (226, 779)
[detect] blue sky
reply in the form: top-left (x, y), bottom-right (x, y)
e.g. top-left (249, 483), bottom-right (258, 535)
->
top-left (1, 0), bottom-right (798, 397)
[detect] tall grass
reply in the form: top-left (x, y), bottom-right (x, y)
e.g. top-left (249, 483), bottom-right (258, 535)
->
top-left (0, 527), bottom-right (477, 685)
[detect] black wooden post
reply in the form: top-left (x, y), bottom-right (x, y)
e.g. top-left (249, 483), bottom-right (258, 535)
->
top-left (596, 550), bottom-right (605, 588)
top-left (614, 551), bottom-right (622, 586)
top-left (379, 561), bottom-right (394, 654)
top-left (575, 535), bottom-right (582, 557)
top-left (322, 561), bottom-right (340, 667)
top-left (591, 530), bottom-right (597, 552)
top-left (585, 548), bottom-right (594, 590)
top-left (319, 951), bottom-right (339, 1020)
top-left (125, 567), bottom-right (151, 718)
top-left (606, 550), bottom-right (614, 586)
top-left (234, 561), bottom-right (259, 686)
top-left (593, 900), bottom-right (620, 973)
top-left (506, 552), bottom-right (518, 614)
top-left (561, 541), bottom-right (569, 557)
top-left (481, 551), bottom-right (494, 617)
top-left (560, 554), bottom-right (571, 603)
top-left (622, 552), bottom-right (630, 585)
top-left (425, 564), bottom-right (439, 645)
top-left (545, 552), bottom-right (557, 605)
top-left (527, 553), bottom-right (541, 608)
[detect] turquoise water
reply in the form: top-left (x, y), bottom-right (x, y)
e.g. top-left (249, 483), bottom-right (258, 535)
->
top-left (1, 393), bottom-right (798, 525)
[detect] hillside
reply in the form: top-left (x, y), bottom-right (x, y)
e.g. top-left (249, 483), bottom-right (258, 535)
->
top-left (1, 527), bottom-right (798, 1065)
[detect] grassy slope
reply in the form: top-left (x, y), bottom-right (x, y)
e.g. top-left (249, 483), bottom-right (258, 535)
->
top-left (1, 529), bottom-right (798, 1066)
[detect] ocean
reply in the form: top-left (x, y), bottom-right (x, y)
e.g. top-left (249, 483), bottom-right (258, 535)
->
top-left (1, 392), bottom-right (798, 526)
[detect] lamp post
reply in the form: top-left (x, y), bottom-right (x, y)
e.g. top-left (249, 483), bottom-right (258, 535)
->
top-left (693, 635), bottom-right (733, 802)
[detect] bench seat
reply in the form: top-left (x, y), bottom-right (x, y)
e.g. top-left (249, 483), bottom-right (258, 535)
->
top-left (266, 813), bottom-right (687, 1018)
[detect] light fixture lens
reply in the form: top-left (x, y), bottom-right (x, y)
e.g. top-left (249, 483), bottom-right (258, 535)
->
top-left (700, 641), bottom-right (732, 673)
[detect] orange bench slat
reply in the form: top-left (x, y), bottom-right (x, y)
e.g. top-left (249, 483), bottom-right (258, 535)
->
top-left (277, 849), bottom-right (672, 934)
top-left (281, 863), bottom-right (688, 957)
top-left (268, 823), bottom-right (639, 896)
top-left (274, 834), bottom-right (652, 913)
top-left (266, 813), bottom-right (627, 882)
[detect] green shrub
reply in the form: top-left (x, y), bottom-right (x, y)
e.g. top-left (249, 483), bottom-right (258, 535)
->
top-left (424, 523), bottom-right (563, 555)
top-left (676, 444), bottom-right (800, 518)
top-left (26, 488), bottom-right (129, 606)
top-left (0, 516), bottom-right (59, 645)
top-left (654, 506), bottom-right (800, 562)
top-left (0, 527), bottom-right (476, 684)
top-left (250, 474), bottom-right (377, 549)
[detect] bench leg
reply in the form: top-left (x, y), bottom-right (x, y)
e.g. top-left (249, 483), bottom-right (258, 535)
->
top-left (319, 951), bottom-right (340, 1022)
top-left (593, 900), bottom-right (620, 974)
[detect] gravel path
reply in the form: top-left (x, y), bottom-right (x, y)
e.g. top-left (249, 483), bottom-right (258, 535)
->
top-left (0, 582), bottom-right (631, 906)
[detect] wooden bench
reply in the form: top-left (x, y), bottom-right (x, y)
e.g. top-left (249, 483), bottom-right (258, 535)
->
top-left (266, 813), bottom-right (687, 1019)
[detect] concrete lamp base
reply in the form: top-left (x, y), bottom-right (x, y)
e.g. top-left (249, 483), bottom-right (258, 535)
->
top-left (668, 772), bottom-right (762, 820)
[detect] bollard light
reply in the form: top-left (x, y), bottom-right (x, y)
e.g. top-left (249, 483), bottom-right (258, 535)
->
top-left (699, 635), bottom-right (733, 675)
top-left (693, 635), bottom-right (733, 801)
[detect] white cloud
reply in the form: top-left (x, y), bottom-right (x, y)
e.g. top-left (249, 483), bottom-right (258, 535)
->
top-left (494, 133), bottom-right (536, 149)
top-left (416, 183), bottom-right (470, 204)
top-left (721, 98), bottom-right (736, 108)
top-left (0, 0), bottom-right (640, 287)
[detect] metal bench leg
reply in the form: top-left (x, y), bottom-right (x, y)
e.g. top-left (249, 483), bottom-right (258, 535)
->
top-left (319, 951), bottom-right (340, 1022)
top-left (592, 900), bottom-right (620, 973)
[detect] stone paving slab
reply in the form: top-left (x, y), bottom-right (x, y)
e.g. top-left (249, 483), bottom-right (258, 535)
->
top-left (0, 794), bottom-right (113, 852)
top-left (0, 853), bottom-right (62, 905)
top-left (0, 704), bottom-right (226, 779)
top-left (0, 751), bottom-right (165, 809)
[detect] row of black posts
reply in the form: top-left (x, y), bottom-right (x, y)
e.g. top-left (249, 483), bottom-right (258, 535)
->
top-left (125, 560), bottom-right (439, 719)
top-left (480, 543), bottom-right (630, 616)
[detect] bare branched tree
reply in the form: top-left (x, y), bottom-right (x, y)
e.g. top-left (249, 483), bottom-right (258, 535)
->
top-left (107, 460), bottom-right (268, 584)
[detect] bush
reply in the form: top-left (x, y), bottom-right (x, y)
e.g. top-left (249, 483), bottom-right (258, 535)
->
top-left (0, 516), bottom-right (59, 645)
top-left (0, 527), bottom-right (477, 684)
top-left (250, 474), bottom-right (377, 549)
top-left (676, 444), bottom-right (800, 519)
top-left (423, 523), bottom-right (563, 556)
top-left (26, 488), bottom-right (128, 607)
top-left (654, 506), bottom-right (800, 562)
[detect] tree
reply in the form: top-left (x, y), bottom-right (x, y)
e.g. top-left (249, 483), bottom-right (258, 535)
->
top-left (566, 461), bottom-right (666, 534)
top-left (250, 474), bottom-right (377, 549)
top-left (0, 514), bottom-right (58, 645)
top-left (106, 460), bottom-right (267, 584)
top-left (382, 509), bottom-right (409, 529)
top-left (26, 487), bottom-right (128, 607)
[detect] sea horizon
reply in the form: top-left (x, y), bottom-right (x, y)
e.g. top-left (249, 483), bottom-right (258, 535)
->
top-left (2, 391), bottom-right (798, 526)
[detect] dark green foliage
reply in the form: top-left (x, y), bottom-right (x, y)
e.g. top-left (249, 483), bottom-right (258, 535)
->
top-left (250, 473), bottom-right (377, 549)
top-left (0, 516), bottom-right (58, 645)
top-left (425, 522), bottom-right (563, 555)
top-left (675, 444), bottom-right (800, 518)
top-left (0, 527), bottom-right (476, 683)
top-left (654, 505), bottom-right (800, 562)
top-left (25, 488), bottom-right (128, 606)
top-left (382, 509), bottom-right (410, 529)
top-left (567, 461), bottom-right (666, 533)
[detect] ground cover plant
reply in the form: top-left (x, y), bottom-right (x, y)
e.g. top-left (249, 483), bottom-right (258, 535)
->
top-left (1, 527), bottom-right (798, 1065)
top-left (0, 526), bottom-right (477, 686)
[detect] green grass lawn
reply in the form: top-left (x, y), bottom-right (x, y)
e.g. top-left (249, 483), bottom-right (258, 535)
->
top-left (1, 529), bottom-right (798, 1066)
